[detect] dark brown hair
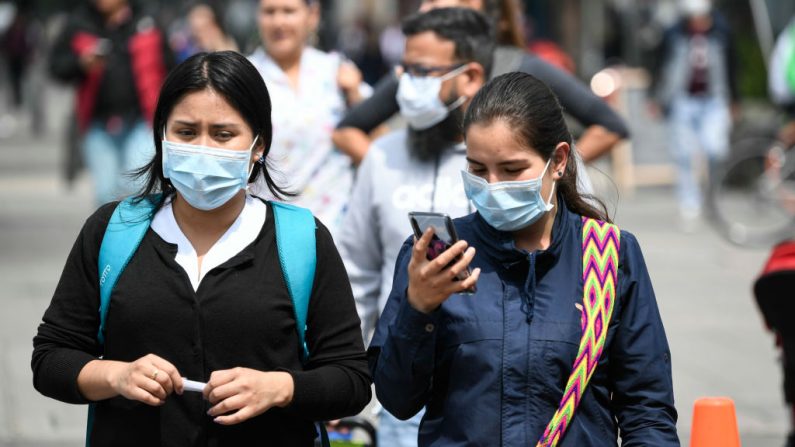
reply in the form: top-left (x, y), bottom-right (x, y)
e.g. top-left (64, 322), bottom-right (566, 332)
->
top-left (482, 0), bottom-right (525, 48)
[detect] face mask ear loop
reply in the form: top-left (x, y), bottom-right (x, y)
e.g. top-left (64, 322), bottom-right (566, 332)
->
top-left (541, 154), bottom-right (556, 209)
top-left (441, 64), bottom-right (469, 112)
top-left (245, 135), bottom-right (261, 189)
top-left (446, 95), bottom-right (467, 113)
top-left (439, 63), bottom-right (469, 82)
top-left (247, 135), bottom-right (260, 153)
top-left (545, 180), bottom-right (557, 210)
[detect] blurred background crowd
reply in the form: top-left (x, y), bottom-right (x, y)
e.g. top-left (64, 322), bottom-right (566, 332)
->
top-left (1, 0), bottom-right (794, 199)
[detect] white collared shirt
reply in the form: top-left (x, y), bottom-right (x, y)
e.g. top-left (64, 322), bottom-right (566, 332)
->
top-left (150, 195), bottom-right (267, 291)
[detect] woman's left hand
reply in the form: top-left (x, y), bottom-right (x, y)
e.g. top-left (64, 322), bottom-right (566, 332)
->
top-left (204, 368), bottom-right (294, 425)
top-left (337, 60), bottom-right (364, 105)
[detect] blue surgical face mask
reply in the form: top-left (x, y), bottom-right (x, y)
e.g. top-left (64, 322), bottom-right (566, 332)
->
top-left (461, 158), bottom-right (556, 232)
top-left (396, 65), bottom-right (468, 131)
top-left (162, 134), bottom-right (258, 211)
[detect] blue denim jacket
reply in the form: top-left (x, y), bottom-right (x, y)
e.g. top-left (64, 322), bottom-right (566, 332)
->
top-left (368, 202), bottom-right (679, 446)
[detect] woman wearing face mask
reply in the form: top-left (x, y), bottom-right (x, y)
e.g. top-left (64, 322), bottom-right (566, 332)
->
top-left (31, 51), bottom-right (371, 446)
top-left (248, 0), bottom-right (371, 237)
top-left (369, 72), bottom-right (679, 446)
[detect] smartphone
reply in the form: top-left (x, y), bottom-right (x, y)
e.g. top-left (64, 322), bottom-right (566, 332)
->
top-left (408, 211), bottom-right (475, 293)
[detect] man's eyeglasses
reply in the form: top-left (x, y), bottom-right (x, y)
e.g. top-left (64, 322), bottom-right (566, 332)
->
top-left (399, 62), bottom-right (466, 78)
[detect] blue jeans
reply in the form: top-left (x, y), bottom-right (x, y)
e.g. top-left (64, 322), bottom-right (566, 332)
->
top-left (378, 407), bottom-right (423, 447)
top-left (83, 120), bottom-right (153, 205)
top-left (668, 95), bottom-right (731, 213)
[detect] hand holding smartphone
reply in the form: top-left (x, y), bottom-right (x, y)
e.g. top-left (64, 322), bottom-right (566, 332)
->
top-left (408, 212), bottom-right (476, 294)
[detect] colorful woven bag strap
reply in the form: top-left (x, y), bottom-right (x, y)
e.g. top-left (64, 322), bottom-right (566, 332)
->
top-left (536, 217), bottom-right (620, 447)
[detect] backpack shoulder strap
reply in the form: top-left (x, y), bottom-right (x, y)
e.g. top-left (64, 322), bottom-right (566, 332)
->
top-left (271, 202), bottom-right (329, 447)
top-left (271, 201), bottom-right (317, 363)
top-left (89, 196), bottom-right (156, 446)
top-left (97, 196), bottom-right (156, 346)
top-left (536, 217), bottom-right (620, 447)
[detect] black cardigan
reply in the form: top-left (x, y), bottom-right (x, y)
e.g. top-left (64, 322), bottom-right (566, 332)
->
top-left (32, 200), bottom-right (371, 446)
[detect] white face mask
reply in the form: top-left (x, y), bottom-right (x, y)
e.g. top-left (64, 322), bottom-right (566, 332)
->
top-left (396, 64), bottom-right (468, 130)
top-left (162, 133), bottom-right (259, 211)
top-left (461, 157), bottom-right (556, 232)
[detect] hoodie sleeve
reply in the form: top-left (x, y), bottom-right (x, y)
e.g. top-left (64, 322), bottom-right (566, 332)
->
top-left (31, 204), bottom-right (115, 404)
top-left (367, 239), bottom-right (440, 420)
top-left (338, 147), bottom-right (386, 340)
top-left (609, 231), bottom-right (680, 446)
top-left (335, 74), bottom-right (400, 133)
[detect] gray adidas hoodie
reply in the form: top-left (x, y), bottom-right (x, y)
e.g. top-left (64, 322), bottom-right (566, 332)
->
top-left (338, 129), bottom-right (471, 340)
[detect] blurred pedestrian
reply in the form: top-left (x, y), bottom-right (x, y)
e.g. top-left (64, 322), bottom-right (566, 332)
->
top-left (188, 4), bottom-right (238, 53)
top-left (331, 0), bottom-right (629, 167)
top-left (31, 51), bottom-right (371, 446)
top-left (0, 2), bottom-right (36, 111)
top-left (370, 71), bottom-right (679, 446)
top-left (49, 0), bottom-right (172, 206)
top-left (337, 16), bottom-right (386, 87)
top-left (169, 3), bottom-right (238, 63)
top-left (249, 0), bottom-right (372, 237)
top-left (650, 0), bottom-right (739, 227)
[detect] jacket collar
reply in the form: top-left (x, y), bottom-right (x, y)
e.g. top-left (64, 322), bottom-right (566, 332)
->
top-left (474, 193), bottom-right (574, 269)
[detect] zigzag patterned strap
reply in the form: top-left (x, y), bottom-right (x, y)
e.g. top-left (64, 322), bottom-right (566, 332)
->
top-left (536, 217), bottom-right (620, 447)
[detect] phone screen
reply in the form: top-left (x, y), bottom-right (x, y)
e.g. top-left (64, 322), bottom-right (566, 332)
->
top-left (411, 213), bottom-right (454, 254)
top-left (408, 212), bottom-right (475, 294)
top-left (409, 212), bottom-right (456, 259)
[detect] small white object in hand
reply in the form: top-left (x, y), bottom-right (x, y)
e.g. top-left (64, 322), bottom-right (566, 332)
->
top-left (182, 378), bottom-right (206, 392)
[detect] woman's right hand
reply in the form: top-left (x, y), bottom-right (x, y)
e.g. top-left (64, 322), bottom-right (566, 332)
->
top-left (109, 354), bottom-right (183, 405)
top-left (80, 354), bottom-right (182, 406)
top-left (406, 227), bottom-right (480, 314)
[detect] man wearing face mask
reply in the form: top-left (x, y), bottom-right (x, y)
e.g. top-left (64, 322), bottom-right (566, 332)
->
top-left (337, 8), bottom-right (492, 447)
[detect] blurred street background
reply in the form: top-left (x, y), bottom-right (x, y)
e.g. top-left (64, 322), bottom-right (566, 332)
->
top-left (2, 0), bottom-right (795, 445)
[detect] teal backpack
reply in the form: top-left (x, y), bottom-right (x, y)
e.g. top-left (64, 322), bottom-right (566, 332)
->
top-left (88, 195), bottom-right (329, 446)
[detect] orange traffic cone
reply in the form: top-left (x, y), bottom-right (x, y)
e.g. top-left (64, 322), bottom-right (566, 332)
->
top-left (690, 397), bottom-right (741, 447)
